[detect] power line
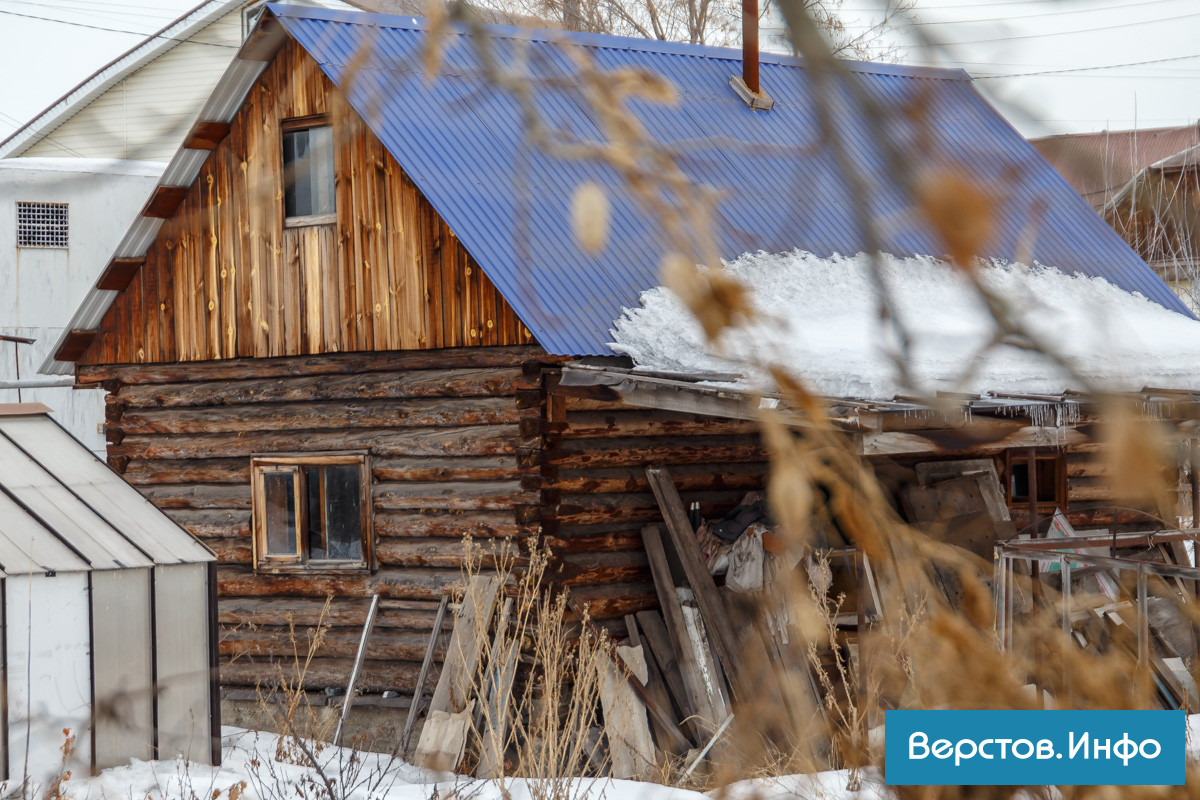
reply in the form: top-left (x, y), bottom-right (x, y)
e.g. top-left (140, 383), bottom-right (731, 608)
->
top-left (0, 6), bottom-right (236, 48)
top-left (893, 0), bottom-right (1191, 28)
top-left (973, 51), bottom-right (1200, 79)
top-left (910, 8), bottom-right (1200, 47)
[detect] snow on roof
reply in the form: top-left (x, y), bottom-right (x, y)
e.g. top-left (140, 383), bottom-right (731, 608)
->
top-left (609, 250), bottom-right (1200, 401)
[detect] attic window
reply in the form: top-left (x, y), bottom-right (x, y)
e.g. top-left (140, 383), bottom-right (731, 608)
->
top-left (282, 122), bottom-right (335, 225)
top-left (16, 202), bottom-right (68, 248)
top-left (251, 453), bottom-right (372, 570)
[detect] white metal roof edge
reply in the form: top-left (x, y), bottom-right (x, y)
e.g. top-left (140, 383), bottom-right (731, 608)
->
top-left (39, 28), bottom-right (281, 377)
top-left (0, 0), bottom-right (244, 159)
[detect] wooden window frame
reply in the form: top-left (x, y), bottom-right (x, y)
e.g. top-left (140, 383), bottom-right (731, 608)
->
top-left (1003, 449), bottom-right (1067, 516)
top-left (251, 452), bottom-right (373, 573)
top-left (281, 115), bottom-right (335, 225)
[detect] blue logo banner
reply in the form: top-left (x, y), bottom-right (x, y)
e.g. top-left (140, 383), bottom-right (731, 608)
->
top-left (884, 710), bottom-right (1184, 786)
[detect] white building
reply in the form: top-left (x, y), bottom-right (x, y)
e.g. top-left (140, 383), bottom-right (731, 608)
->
top-left (0, 159), bottom-right (163, 453)
top-left (0, 1), bottom-right (357, 452)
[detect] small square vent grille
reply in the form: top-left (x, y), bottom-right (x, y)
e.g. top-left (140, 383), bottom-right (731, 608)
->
top-left (17, 201), bottom-right (69, 248)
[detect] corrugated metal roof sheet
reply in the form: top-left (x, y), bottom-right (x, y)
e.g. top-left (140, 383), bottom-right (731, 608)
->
top-left (0, 406), bottom-right (213, 575)
top-left (268, 4), bottom-right (1192, 355)
top-left (1031, 125), bottom-right (1200, 209)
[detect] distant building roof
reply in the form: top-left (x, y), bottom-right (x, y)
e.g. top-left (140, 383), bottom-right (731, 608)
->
top-left (42, 4), bottom-right (1193, 371)
top-left (1031, 124), bottom-right (1200, 209)
top-left (1151, 142), bottom-right (1200, 172)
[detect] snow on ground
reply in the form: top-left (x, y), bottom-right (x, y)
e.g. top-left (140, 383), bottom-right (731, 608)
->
top-left (609, 251), bottom-right (1200, 400)
top-left (37, 717), bottom-right (1200, 799)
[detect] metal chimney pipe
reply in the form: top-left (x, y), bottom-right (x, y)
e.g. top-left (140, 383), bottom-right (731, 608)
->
top-left (743, 0), bottom-right (760, 94)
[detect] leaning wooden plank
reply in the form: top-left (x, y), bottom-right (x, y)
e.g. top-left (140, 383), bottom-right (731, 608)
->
top-left (475, 598), bottom-right (516, 779)
top-left (635, 610), bottom-right (698, 745)
top-left (678, 588), bottom-right (731, 722)
top-left (413, 702), bottom-right (474, 772)
top-left (398, 594), bottom-right (450, 756)
top-left (625, 614), bottom-right (688, 755)
top-left (570, 598), bottom-right (692, 755)
top-left (645, 467), bottom-right (743, 701)
top-left (639, 526), bottom-right (719, 735)
top-left (427, 575), bottom-right (501, 715)
top-left (596, 644), bottom-right (657, 780)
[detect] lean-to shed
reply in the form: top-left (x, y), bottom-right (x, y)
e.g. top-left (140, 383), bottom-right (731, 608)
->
top-left (0, 404), bottom-right (217, 783)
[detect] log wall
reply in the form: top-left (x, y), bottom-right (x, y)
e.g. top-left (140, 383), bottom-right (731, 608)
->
top-left (537, 375), bottom-right (771, 621)
top-left (79, 38), bottom-right (529, 367)
top-left (81, 346), bottom-right (549, 692)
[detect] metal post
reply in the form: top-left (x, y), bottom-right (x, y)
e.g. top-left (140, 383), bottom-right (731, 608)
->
top-left (1060, 555), bottom-right (1071, 636)
top-left (1137, 565), bottom-right (1149, 666)
top-left (334, 594), bottom-right (380, 747)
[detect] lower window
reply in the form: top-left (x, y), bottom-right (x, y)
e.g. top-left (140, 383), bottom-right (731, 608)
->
top-left (251, 454), bottom-right (371, 569)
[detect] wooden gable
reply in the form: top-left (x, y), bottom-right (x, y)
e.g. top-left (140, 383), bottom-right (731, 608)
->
top-left (80, 38), bottom-right (532, 366)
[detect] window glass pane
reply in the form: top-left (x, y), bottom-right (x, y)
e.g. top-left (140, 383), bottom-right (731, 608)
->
top-left (283, 127), bottom-right (335, 218)
top-left (305, 466), bottom-right (325, 559)
top-left (262, 471), bottom-right (298, 556)
top-left (323, 465), bottom-right (363, 561)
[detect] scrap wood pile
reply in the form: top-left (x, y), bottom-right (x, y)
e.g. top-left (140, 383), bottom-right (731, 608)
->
top-left (404, 466), bottom-right (881, 780)
top-left (892, 457), bottom-right (1200, 711)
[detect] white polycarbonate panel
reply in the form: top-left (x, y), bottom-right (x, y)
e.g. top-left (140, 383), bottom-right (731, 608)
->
top-left (0, 431), bottom-right (151, 569)
top-left (6, 573), bottom-right (92, 783)
top-left (91, 569), bottom-right (154, 768)
top-left (0, 417), bottom-right (213, 564)
top-left (0, 487), bottom-right (88, 575)
top-left (153, 564), bottom-right (212, 763)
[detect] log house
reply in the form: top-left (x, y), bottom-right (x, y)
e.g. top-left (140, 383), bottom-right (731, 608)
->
top-left (42, 5), bottom-right (1200, 700)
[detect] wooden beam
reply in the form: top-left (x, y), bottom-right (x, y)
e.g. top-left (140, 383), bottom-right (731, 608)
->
top-left (860, 426), bottom-right (1091, 456)
top-left (54, 329), bottom-right (97, 362)
top-left (96, 257), bottom-right (145, 291)
top-left (143, 186), bottom-right (190, 219)
top-left (183, 121), bottom-right (231, 151)
top-left (645, 469), bottom-right (744, 689)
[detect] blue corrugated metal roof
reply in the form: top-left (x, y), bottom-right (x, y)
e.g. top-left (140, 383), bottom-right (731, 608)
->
top-left (267, 3), bottom-right (1192, 356)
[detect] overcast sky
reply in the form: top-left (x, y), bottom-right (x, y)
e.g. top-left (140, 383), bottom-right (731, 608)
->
top-left (0, 0), bottom-right (1198, 142)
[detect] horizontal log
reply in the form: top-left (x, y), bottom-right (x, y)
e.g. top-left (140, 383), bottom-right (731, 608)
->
top-left (79, 345), bottom-right (549, 385)
top-left (167, 508), bottom-right (250, 538)
top-left (374, 511), bottom-right (532, 540)
top-left (544, 529), bottom-right (644, 553)
top-left (371, 481), bottom-right (531, 511)
top-left (116, 368), bottom-right (524, 409)
top-left (125, 455), bottom-right (525, 486)
top-left (205, 534), bottom-right (519, 569)
top-left (550, 436), bottom-right (766, 469)
top-left (563, 410), bottom-right (762, 440)
top-left (568, 582), bottom-right (657, 620)
top-left (373, 456), bottom-right (522, 482)
top-left (220, 656), bottom-right (425, 693)
top-left (141, 484), bottom-right (251, 510)
top-left (118, 397), bottom-right (521, 435)
top-left (545, 462), bottom-right (767, 495)
top-left (222, 627), bottom-right (438, 662)
top-left (1066, 460), bottom-right (1114, 479)
top-left (218, 596), bottom-right (443, 629)
top-left (558, 550), bottom-right (649, 587)
top-left (217, 565), bottom-right (464, 600)
top-left (554, 489), bottom-right (747, 526)
top-left (111, 425), bottom-right (524, 460)
top-left (1068, 479), bottom-right (1116, 502)
top-left (125, 458), bottom-right (250, 485)
top-left (561, 395), bottom-right (630, 412)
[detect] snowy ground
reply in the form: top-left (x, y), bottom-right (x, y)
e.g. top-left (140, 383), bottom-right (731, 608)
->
top-left (609, 251), bottom-right (1200, 400)
top-left (32, 717), bottom-right (1200, 800)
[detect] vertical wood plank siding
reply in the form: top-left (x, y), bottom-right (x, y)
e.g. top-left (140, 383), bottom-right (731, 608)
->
top-left (79, 39), bottom-right (531, 367)
top-left (83, 346), bottom-right (548, 692)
